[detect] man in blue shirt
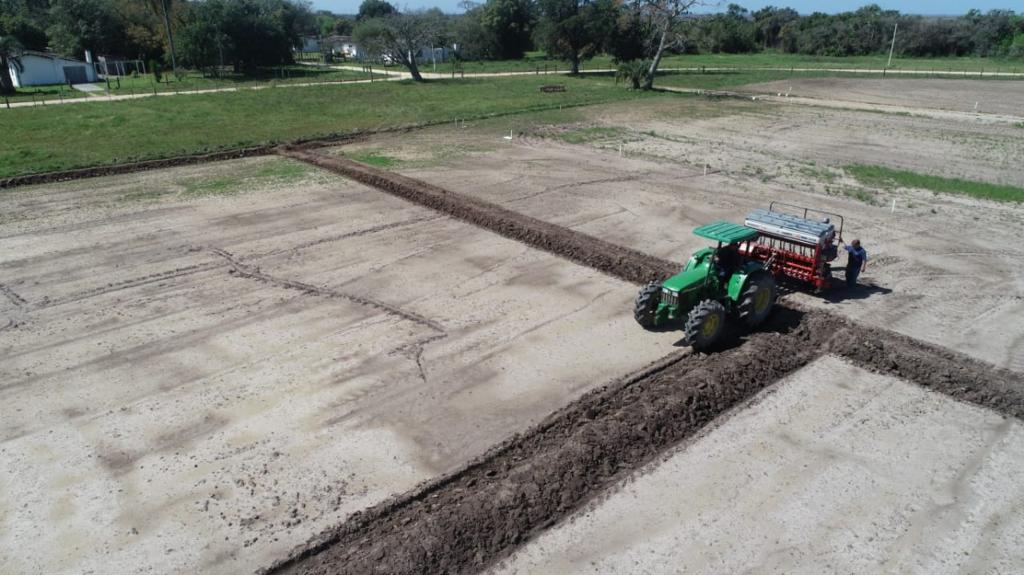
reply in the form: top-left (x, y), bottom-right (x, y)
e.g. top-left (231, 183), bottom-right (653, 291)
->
top-left (839, 238), bottom-right (867, 287)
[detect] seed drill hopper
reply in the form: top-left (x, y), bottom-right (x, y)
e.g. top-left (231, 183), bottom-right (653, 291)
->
top-left (740, 201), bottom-right (844, 291)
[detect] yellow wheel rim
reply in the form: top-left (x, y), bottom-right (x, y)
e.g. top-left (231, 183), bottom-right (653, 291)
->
top-left (702, 313), bottom-right (721, 338)
top-left (755, 289), bottom-right (771, 313)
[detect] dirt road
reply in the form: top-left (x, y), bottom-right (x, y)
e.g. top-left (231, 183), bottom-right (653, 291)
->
top-left (738, 77), bottom-right (1024, 117)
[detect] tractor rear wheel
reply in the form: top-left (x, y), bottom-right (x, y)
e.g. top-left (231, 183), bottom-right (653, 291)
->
top-left (737, 273), bottom-right (777, 327)
top-left (684, 300), bottom-right (727, 350)
top-left (634, 282), bottom-right (661, 329)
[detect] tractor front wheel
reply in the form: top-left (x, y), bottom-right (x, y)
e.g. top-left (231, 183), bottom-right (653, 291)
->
top-left (738, 273), bottom-right (777, 327)
top-left (634, 282), bottom-right (661, 329)
top-left (684, 300), bottom-right (727, 350)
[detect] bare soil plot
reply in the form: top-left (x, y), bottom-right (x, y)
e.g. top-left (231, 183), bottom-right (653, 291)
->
top-left (4, 80), bottom-right (1023, 575)
top-left (0, 157), bottom-right (680, 574)
top-left (737, 77), bottom-right (1024, 117)
top-left (329, 96), bottom-right (1024, 372)
top-left (492, 356), bottom-right (1024, 575)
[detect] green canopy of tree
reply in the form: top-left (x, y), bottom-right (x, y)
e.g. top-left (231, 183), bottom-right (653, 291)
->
top-left (535, 0), bottom-right (617, 74)
top-left (176, 0), bottom-right (313, 73)
top-left (353, 9), bottom-right (443, 80)
top-left (357, 0), bottom-right (395, 21)
top-left (479, 0), bottom-right (534, 60)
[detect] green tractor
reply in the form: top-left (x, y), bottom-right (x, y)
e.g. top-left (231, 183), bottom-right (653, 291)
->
top-left (634, 222), bottom-right (777, 350)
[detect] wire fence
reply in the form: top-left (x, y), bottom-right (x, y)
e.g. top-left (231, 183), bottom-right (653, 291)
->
top-left (5, 61), bottom-right (1022, 110)
top-left (2, 65), bottom-right (391, 109)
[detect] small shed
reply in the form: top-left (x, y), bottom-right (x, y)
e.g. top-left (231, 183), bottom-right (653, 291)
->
top-left (8, 51), bottom-right (99, 87)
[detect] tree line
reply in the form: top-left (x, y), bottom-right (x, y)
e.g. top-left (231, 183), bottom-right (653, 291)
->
top-left (689, 5), bottom-right (1024, 59)
top-left (2, 0), bottom-right (1023, 94)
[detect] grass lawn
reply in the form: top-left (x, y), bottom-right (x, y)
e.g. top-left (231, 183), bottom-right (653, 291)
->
top-left (103, 66), bottom-right (375, 94)
top-left (456, 51), bottom-right (1024, 75)
top-left (647, 69), bottom-right (837, 90)
top-left (4, 84), bottom-right (89, 104)
top-left (845, 164), bottom-right (1024, 203)
top-left (0, 75), bottom-right (660, 178)
top-left (2, 66), bottom-right (375, 107)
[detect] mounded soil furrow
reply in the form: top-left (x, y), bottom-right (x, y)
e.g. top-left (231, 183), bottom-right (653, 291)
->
top-left (0, 147), bottom-right (274, 189)
top-left (275, 147), bottom-right (678, 285)
top-left (827, 321), bottom-right (1024, 419)
top-left (266, 308), bottom-right (823, 575)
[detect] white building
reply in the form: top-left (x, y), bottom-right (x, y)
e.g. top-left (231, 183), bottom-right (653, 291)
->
top-left (325, 35), bottom-right (363, 60)
top-left (8, 51), bottom-right (99, 87)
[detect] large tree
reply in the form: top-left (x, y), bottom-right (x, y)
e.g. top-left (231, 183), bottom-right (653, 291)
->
top-left (752, 5), bottom-right (798, 50)
top-left (0, 34), bottom-right (24, 95)
top-left (607, 0), bottom-right (651, 63)
top-left (353, 10), bottom-right (442, 80)
top-left (144, 0), bottom-right (179, 73)
top-left (535, 0), bottom-right (616, 74)
top-left (450, 1), bottom-right (493, 59)
top-left (46, 0), bottom-right (126, 57)
top-left (480, 0), bottom-right (534, 60)
top-left (177, 0), bottom-right (312, 73)
top-left (357, 0), bottom-right (395, 21)
top-left (0, 0), bottom-right (49, 51)
top-left (639, 0), bottom-right (703, 89)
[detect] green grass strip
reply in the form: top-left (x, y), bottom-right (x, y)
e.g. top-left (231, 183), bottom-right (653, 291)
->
top-left (844, 164), bottom-right (1024, 203)
top-left (0, 76), bottom-right (659, 179)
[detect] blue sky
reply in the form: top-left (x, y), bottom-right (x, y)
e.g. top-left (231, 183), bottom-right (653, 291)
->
top-left (309, 0), bottom-right (1018, 17)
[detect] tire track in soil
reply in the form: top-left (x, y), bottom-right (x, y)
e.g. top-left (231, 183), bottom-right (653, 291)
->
top-left (266, 149), bottom-right (1024, 575)
top-left (0, 282), bottom-right (28, 308)
top-left (0, 282), bottom-right (30, 332)
top-left (210, 246), bottom-right (449, 384)
top-left (209, 247), bottom-right (445, 334)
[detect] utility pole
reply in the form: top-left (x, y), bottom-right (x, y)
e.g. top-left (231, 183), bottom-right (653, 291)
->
top-left (158, 0), bottom-right (178, 75)
top-left (886, 21), bottom-right (898, 68)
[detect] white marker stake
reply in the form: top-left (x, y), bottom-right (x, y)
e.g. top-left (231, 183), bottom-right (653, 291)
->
top-left (891, 198), bottom-right (896, 213)
top-left (974, 101), bottom-right (979, 110)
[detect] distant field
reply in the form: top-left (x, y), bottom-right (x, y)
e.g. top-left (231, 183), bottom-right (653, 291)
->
top-left (455, 51), bottom-right (1024, 75)
top-left (0, 75), bottom-right (660, 178)
top-left (845, 164), bottom-right (1024, 203)
top-left (6, 84), bottom-right (88, 104)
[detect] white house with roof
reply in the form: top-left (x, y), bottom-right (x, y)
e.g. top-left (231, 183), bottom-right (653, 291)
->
top-left (8, 51), bottom-right (99, 87)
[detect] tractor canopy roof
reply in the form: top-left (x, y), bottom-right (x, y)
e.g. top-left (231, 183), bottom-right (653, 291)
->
top-left (693, 221), bottom-right (759, 244)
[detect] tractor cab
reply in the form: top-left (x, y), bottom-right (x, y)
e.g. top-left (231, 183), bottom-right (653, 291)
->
top-left (634, 221), bottom-right (776, 350)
